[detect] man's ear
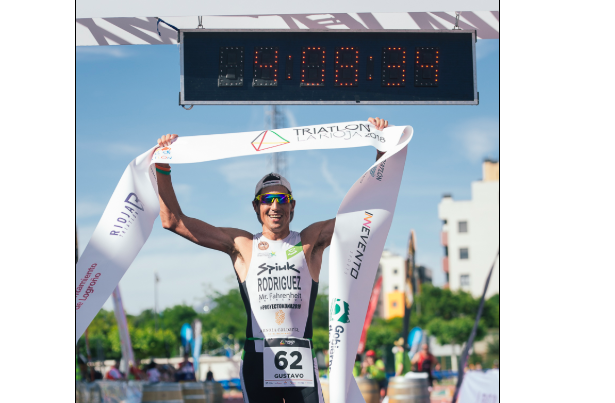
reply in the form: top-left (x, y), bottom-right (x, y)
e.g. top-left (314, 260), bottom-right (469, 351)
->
top-left (252, 200), bottom-right (258, 213)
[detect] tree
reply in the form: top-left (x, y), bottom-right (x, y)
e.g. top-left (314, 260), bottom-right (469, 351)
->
top-left (364, 317), bottom-right (403, 352)
top-left (426, 317), bottom-right (487, 347)
top-left (312, 290), bottom-right (330, 330)
top-left (198, 289), bottom-right (248, 344)
top-left (312, 328), bottom-right (329, 352)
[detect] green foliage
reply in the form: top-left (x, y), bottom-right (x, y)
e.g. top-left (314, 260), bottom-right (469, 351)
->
top-left (312, 292), bottom-right (330, 330)
top-left (412, 284), bottom-right (479, 327)
top-left (426, 317), bottom-right (486, 346)
top-left (364, 317), bottom-right (403, 352)
top-left (77, 284), bottom-right (499, 361)
top-left (129, 327), bottom-right (178, 359)
top-left (487, 337), bottom-right (499, 355)
top-left (483, 294), bottom-right (500, 329)
top-left (312, 328), bottom-right (329, 352)
top-left (198, 289), bottom-right (247, 343)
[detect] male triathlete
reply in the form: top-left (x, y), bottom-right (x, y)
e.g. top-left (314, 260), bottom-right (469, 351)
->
top-left (154, 117), bottom-right (389, 403)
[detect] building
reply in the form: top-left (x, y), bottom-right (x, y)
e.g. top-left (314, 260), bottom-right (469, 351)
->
top-left (438, 160), bottom-right (499, 298)
top-left (375, 250), bottom-right (433, 319)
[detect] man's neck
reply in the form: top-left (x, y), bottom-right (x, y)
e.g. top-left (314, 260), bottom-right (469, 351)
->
top-left (262, 226), bottom-right (291, 241)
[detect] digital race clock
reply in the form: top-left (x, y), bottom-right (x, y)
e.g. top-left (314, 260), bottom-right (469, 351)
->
top-left (179, 30), bottom-right (477, 105)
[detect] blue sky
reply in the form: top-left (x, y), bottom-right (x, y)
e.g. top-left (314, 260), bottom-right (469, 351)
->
top-left (76, 40), bottom-right (499, 314)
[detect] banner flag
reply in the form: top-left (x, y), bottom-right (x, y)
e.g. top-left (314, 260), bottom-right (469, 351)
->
top-left (111, 285), bottom-right (135, 374)
top-left (181, 323), bottom-right (193, 350)
top-left (77, 0), bottom-right (499, 19)
top-left (76, 11), bottom-right (499, 46)
top-left (357, 276), bottom-right (382, 355)
top-left (192, 319), bottom-right (203, 376)
top-left (75, 121), bottom-right (413, 401)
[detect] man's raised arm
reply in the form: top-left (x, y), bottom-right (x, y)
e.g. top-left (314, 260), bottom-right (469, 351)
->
top-left (155, 134), bottom-right (251, 256)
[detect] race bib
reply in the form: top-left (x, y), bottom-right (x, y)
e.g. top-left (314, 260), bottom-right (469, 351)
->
top-left (263, 338), bottom-right (314, 388)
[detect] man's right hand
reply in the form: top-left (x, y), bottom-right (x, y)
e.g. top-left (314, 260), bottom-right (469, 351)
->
top-left (157, 134), bottom-right (178, 148)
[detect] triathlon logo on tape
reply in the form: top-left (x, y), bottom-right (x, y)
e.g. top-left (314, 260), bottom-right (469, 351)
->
top-left (346, 211), bottom-right (373, 278)
top-left (370, 160), bottom-right (386, 181)
top-left (110, 193), bottom-right (144, 237)
top-left (252, 130), bottom-right (291, 151)
top-left (293, 123), bottom-right (385, 143)
top-left (154, 146), bottom-right (173, 160)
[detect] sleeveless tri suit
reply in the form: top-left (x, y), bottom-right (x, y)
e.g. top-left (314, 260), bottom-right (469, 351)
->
top-left (238, 231), bottom-right (325, 403)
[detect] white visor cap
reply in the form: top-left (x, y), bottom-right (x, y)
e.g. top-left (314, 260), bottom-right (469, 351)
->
top-left (254, 172), bottom-right (292, 196)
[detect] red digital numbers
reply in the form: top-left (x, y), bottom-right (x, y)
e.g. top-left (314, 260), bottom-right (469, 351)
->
top-left (253, 47), bottom-right (278, 87)
top-left (335, 47), bottom-right (359, 87)
top-left (381, 47), bottom-right (406, 87)
top-left (300, 47), bottom-right (325, 87)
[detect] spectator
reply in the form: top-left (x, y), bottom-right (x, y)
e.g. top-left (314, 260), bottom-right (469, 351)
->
top-left (206, 367), bottom-right (214, 381)
top-left (176, 353), bottom-right (196, 381)
top-left (411, 344), bottom-right (439, 389)
top-left (160, 364), bottom-right (175, 382)
top-left (352, 354), bottom-right (362, 377)
top-left (361, 350), bottom-right (387, 398)
top-left (393, 338), bottom-right (412, 376)
top-left (146, 361), bottom-right (161, 383)
top-left (105, 360), bottom-right (124, 380)
top-left (129, 358), bottom-right (146, 380)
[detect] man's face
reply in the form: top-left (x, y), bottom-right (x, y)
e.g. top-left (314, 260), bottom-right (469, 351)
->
top-left (366, 356), bottom-right (375, 366)
top-left (422, 345), bottom-right (429, 354)
top-left (252, 185), bottom-right (295, 233)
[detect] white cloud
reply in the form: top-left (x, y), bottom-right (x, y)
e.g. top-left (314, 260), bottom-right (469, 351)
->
top-left (452, 118), bottom-right (499, 162)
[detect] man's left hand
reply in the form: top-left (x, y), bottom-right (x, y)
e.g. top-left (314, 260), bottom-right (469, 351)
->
top-left (368, 117), bottom-right (389, 130)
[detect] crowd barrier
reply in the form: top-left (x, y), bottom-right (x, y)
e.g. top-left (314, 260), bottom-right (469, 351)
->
top-left (76, 381), bottom-right (144, 403)
top-left (76, 380), bottom-right (225, 403)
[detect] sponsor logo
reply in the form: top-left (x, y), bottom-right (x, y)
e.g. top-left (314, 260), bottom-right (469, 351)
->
top-left (330, 299), bottom-right (350, 323)
top-left (293, 123), bottom-right (386, 143)
top-left (260, 303), bottom-right (302, 310)
top-left (76, 263), bottom-right (102, 305)
top-left (346, 211), bottom-right (373, 279)
top-left (252, 130), bottom-right (290, 151)
top-left (258, 262), bottom-right (299, 275)
top-left (259, 292), bottom-right (302, 303)
top-left (261, 327), bottom-right (300, 334)
top-left (275, 310), bottom-right (286, 325)
top-left (257, 252), bottom-right (277, 259)
top-left (110, 193), bottom-right (144, 237)
top-left (258, 241), bottom-right (269, 250)
top-left (328, 324), bottom-right (345, 370)
top-left (369, 166), bottom-right (377, 177)
top-left (258, 275), bottom-right (302, 292)
top-left (374, 160), bottom-right (386, 181)
top-left (153, 146), bottom-right (172, 160)
top-left (286, 242), bottom-right (303, 259)
top-left (283, 339), bottom-right (295, 345)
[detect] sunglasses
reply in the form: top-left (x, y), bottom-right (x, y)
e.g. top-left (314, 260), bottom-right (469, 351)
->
top-left (255, 193), bottom-right (294, 204)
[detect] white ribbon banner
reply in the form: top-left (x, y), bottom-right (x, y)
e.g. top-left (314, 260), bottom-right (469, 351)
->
top-left (75, 121), bottom-right (413, 402)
